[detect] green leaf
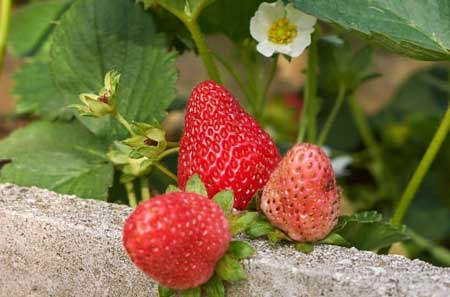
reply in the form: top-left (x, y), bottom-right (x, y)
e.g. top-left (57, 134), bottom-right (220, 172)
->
top-left (202, 274), bottom-right (225, 297)
top-left (292, 0), bottom-right (450, 60)
top-left (50, 0), bottom-right (177, 141)
top-left (13, 60), bottom-right (67, 119)
top-left (317, 35), bottom-right (376, 95)
top-left (245, 215), bottom-right (275, 238)
top-left (229, 211), bottom-right (259, 235)
top-left (185, 174), bottom-right (207, 196)
top-left (227, 241), bottom-right (256, 259)
top-left (335, 211), bottom-right (409, 251)
top-left (215, 254), bottom-right (246, 282)
top-left (180, 287), bottom-right (201, 297)
top-left (165, 184), bottom-right (181, 193)
top-left (212, 190), bottom-right (234, 215)
top-left (200, 0), bottom-right (263, 42)
top-left (8, 0), bottom-right (71, 57)
top-left (158, 285), bottom-right (176, 297)
top-left (0, 121), bottom-right (113, 200)
top-left (318, 232), bottom-right (349, 247)
top-left (138, 0), bottom-right (214, 21)
top-left (294, 243), bottom-right (314, 254)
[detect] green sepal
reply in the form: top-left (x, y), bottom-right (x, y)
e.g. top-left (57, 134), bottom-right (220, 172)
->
top-left (212, 190), bottom-right (234, 215)
top-left (215, 254), bottom-right (246, 282)
top-left (245, 215), bottom-right (275, 238)
top-left (245, 190), bottom-right (261, 211)
top-left (185, 174), bottom-right (207, 196)
top-left (165, 184), bottom-right (181, 193)
top-left (158, 285), bottom-right (176, 297)
top-left (122, 122), bottom-right (167, 159)
top-left (229, 211), bottom-right (259, 235)
top-left (202, 273), bottom-right (225, 297)
top-left (227, 241), bottom-right (256, 259)
top-left (318, 232), bottom-right (350, 247)
top-left (267, 229), bottom-right (291, 244)
top-left (180, 287), bottom-right (201, 297)
top-left (294, 243), bottom-right (314, 254)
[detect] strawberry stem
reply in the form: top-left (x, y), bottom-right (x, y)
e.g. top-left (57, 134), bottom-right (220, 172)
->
top-left (155, 163), bottom-right (177, 183)
top-left (297, 31), bottom-right (318, 143)
top-left (317, 84), bottom-right (346, 146)
top-left (0, 0), bottom-right (11, 74)
top-left (158, 147), bottom-right (179, 161)
top-left (140, 176), bottom-right (150, 201)
top-left (114, 112), bottom-right (135, 136)
top-left (257, 56), bottom-right (278, 120)
top-left (185, 20), bottom-right (221, 83)
top-left (125, 182), bottom-right (137, 207)
top-left (392, 101), bottom-right (450, 225)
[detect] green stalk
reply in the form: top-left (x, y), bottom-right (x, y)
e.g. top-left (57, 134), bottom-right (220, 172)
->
top-left (140, 176), bottom-right (150, 201)
top-left (125, 182), bottom-right (137, 207)
top-left (257, 57), bottom-right (278, 118)
top-left (317, 84), bottom-right (346, 146)
top-left (212, 51), bottom-right (253, 109)
top-left (114, 112), bottom-right (135, 136)
top-left (158, 147), bottom-right (179, 160)
top-left (0, 0), bottom-right (12, 74)
top-left (347, 94), bottom-right (380, 158)
top-left (392, 101), bottom-right (450, 225)
top-left (155, 163), bottom-right (177, 183)
top-left (184, 20), bottom-right (221, 83)
top-left (297, 33), bottom-right (318, 143)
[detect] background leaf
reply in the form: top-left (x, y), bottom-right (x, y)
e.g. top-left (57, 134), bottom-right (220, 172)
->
top-left (0, 121), bottom-right (113, 199)
top-left (292, 0), bottom-right (450, 60)
top-left (335, 212), bottom-right (409, 251)
top-left (50, 0), bottom-right (178, 141)
top-left (13, 60), bottom-right (66, 119)
top-left (200, 0), bottom-right (262, 42)
top-left (8, 0), bottom-right (71, 57)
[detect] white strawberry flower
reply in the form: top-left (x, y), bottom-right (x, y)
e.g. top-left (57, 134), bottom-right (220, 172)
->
top-left (250, 0), bottom-right (317, 58)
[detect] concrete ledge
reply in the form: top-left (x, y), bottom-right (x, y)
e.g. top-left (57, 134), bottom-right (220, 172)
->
top-left (0, 184), bottom-right (449, 297)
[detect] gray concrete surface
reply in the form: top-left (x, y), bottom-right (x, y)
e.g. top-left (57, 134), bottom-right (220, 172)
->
top-left (0, 183), bottom-right (449, 297)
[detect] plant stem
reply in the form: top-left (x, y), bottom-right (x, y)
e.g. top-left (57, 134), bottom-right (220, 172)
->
top-left (347, 94), bottom-right (379, 157)
top-left (167, 141), bottom-right (179, 148)
top-left (158, 147), bottom-right (179, 160)
top-left (140, 176), bottom-right (150, 201)
top-left (257, 57), bottom-right (278, 118)
top-left (317, 84), bottom-right (346, 146)
top-left (115, 112), bottom-right (135, 136)
top-left (212, 51), bottom-right (253, 107)
top-left (392, 101), bottom-right (450, 225)
top-left (125, 182), bottom-right (137, 207)
top-left (155, 163), bottom-right (177, 183)
top-left (407, 229), bottom-right (450, 266)
top-left (0, 0), bottom-right (12, 74)
top-left (185, 20), bottom-right (221, 83)
top-left (297, 33), bottom-right (318, 143)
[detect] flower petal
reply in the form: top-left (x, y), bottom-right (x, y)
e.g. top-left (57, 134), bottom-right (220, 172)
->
top-left (250, 15), bottom-right (270, 42)
top-left (250, 0), bottom-right (287, 41)
top-left (289, 31), bottom-right (312, 58)
top-left (286, 3), bottom-right (317, 29)
top-left (256, 40), bottom-right (276, 57)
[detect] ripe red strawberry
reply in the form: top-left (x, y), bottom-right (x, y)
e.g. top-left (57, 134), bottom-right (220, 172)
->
top-left (123, 192), bottom-right (231, 290)
top-left (261, 143), bottom-right (340, 242)
top-left (178, 80), bottom-right (281, 210)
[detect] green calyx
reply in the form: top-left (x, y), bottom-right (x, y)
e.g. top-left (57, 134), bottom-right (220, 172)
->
top-left (72, 71), bottom-right (120, 117)
top-left (122, 122), bottom-right (168, 159)
top-left (107, 142), bottom-right (153, 183)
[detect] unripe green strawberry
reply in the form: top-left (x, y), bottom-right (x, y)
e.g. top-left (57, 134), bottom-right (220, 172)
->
top-left (261, 143), bottom-right (340, 242)
top-left (123, 192), bottom-right (231, 290)
top-left (178, 80), bottom-right (281, 210)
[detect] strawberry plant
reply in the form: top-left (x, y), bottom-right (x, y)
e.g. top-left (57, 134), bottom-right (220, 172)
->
top-left (1, 0), bottom-right (450, 295)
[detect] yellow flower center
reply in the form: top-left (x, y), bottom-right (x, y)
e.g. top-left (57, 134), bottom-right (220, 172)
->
top-left (268, 17), bottom-right (298, 45)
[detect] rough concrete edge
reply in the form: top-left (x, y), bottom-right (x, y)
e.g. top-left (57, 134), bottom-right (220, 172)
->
top-left (0, 183), bottom-right (450, 297)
